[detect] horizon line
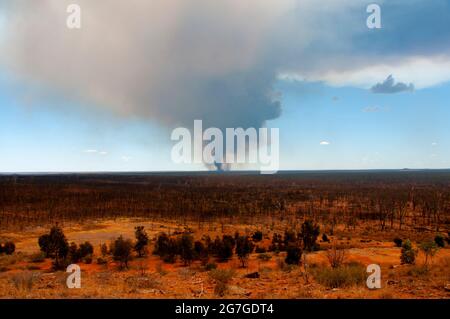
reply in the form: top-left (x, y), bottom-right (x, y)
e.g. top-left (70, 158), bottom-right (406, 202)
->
top-left (1, 168), bottom-right (450, 175)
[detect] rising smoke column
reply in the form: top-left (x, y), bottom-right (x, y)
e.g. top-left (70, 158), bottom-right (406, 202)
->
top-left (0, 0), bottom-right (291, 132)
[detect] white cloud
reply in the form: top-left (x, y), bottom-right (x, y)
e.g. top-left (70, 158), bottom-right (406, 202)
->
top-left (121, 156), bottom-right (132, 162)
top-left (288, 56), bottom-right (450, 90)
top-left (320, 141), bottom-right (330, 145)
top-left (83, 149), bottom-right (107, 155)
top-left (363, 106), bottom-right (381, 113)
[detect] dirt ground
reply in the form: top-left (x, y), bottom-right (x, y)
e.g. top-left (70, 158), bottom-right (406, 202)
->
top-left (0, 218), bottom-right (449, 299)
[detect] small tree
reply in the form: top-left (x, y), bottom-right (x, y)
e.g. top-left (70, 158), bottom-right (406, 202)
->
top-left (154, 233), bottom-right (178, 263)
top-left (68, 242), bottom-right (81, 263)
top-left (252, 231), bottom-right (263, 242)
top-left (283, 229), bottom-right (297, 246)
top-left (162, 239), bottom-right (178, 264)
top-left (236, 235), bottom-right (254, 268)
top-left (179, 233), bottom-right (194, 266)
top-left (79, 241), bottom-right (94, 258)
top-left (217, 235), bottom-right (235, 262)
top-left (100, 243), bottom-right (109, 256)
top-left (38, 234), bottom-right (51, 257)
top-left (38, 226), bottom-right (69, 269)
top-left (322, 234), bottom-right (330, 243)
top-left (269, 233), bottom-right (284, 252)
top-left (194, 240), bottom-right (209, 264)
top-left (134, 226), bottom-right (149, 257)
top-left (434, 234), bottom-right (445, 248)
top-left (400, 239), bottom-right (417, 265)
top-left (111, 235), bottom-right (133, 269)
top-left (285, 243), bottom-right (302, 265)
top-left (154, 233), bottom-right (171, 257)
top-left (3, 242), bottom-right (15, 255)
top-left (419, 240), bottom-right (439, 267)
top-left (300, 220), bottom-right (320, 252)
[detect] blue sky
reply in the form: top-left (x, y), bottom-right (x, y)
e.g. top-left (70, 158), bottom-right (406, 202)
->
top-left (0, 0), bottom-right (449, 172)
top-left (1, 75), bottom-right (448, 172)
top-left (273, 80), bottom-right (450, 170)
top-left (0, 73), bottom-right (183, 172)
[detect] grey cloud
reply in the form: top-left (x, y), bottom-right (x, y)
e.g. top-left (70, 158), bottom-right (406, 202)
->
top-left (1, 0), bottom-right (448, 133)
top-left (1, 0), bottom-right (290, 131)
top-left (371, 75), bottom-right (414, 94)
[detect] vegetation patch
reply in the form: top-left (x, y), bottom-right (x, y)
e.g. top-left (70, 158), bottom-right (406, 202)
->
top-left (312, 263), bottom-right (366, 289)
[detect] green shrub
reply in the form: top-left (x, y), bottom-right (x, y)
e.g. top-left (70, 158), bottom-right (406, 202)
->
top-left (194, 240), bottom-right (208, 262)
top-left (300, 220), bottom-right (320, 252)
top-left (434, 235), bottom-right (445, 248)
top-left (252, 231), bottom-right (263, 242)
top-left (79, 242), bottom-right (94, 258)
top-left (68, 241), bottom-right (93, 263)
top-left (178, 233), bottom-right (195, 266)
top-left (285, 243), bottom-right (302, 265)
top-left (111, 235), bottom-right (133, 269)
top-left (38, 226), bottom-right (69, 270)
top-left (3, 242), bottom-right (15, 255)
top-left (100, 243), bottom-right (109, 256)
top-left (153, 233), bottom-right (178, 262)
top-left (134, 226), bottom-right (149, 257)
top-left (216, 235), bottom-right (235, 262)
top-left (400, 239), bottom-right (417, 265)
top-left (269, 233), bottom-right (284, 252)
top-left (419, 240), bottom-right (439, 267)
top-left (68, 242), bottom-right (81, 263)
top-left (236, 235), bottom-right (254, 267)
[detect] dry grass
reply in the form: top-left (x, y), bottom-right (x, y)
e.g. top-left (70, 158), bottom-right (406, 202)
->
top-left (10, 271), bottom-right (41, 292)
top-left (125, 274), bottom-right (161, 291)
top-left (209, 269), bottom-right (235, 296)
top-left (326, 244), bottom-right (347, 268)
top-left (311, 262), bottom-right (366, 289)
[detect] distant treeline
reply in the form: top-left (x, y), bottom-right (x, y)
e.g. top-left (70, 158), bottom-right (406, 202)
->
top-left (0, 171), bottom-right (449, 232)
